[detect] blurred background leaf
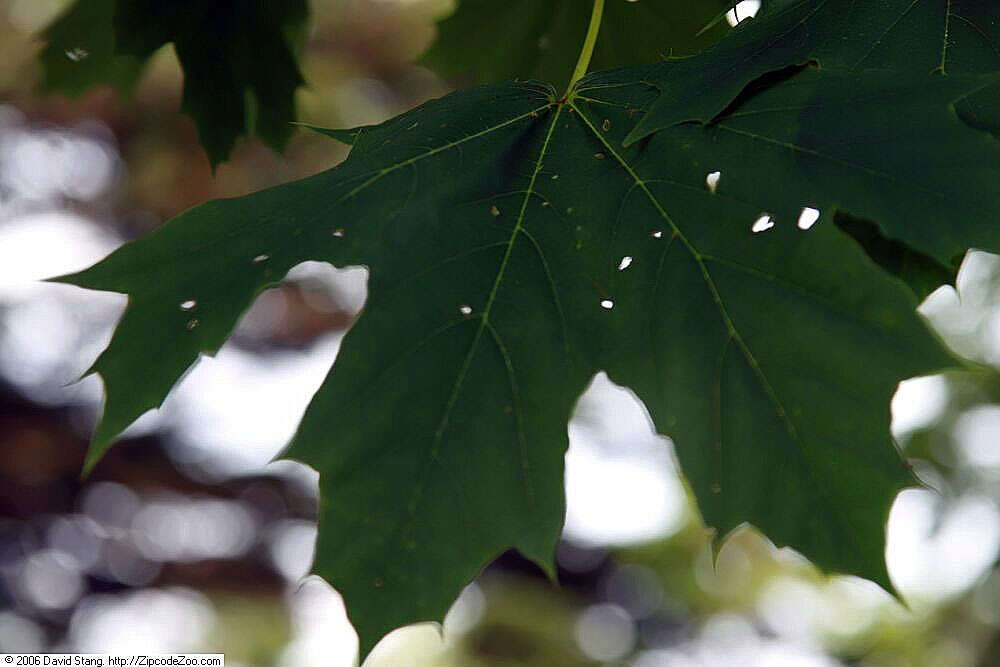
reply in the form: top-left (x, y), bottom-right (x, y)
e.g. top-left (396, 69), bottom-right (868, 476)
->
top-left (39, 0), bottom-right (309, 167)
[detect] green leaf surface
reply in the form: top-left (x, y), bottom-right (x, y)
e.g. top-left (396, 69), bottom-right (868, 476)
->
top-left (40, 0), bottom-right (308, 166)
top-left (832, 213), bottom-right (956, 303)
top-left (423, 0), bottom-right (736, 87)
top-left (957, 80), bottom-right (1000, 137)
top-left (55, 57), bottom-right (999, 655)
top-left (626, 0), bottom-right (1000, 143)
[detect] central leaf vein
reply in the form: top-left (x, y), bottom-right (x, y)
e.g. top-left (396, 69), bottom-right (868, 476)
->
top-left (405, 105), bottom-right (565, 521)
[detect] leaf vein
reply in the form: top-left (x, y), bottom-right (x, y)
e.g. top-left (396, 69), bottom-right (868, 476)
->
top-left (484, 320), bottom-right (533, 500)
top-left (404, 106), bottom-right (565, 521)
top-left (850, 0), bottom-right (922, 71)
top-left (518, 226), bottom-right (571, 362)
top-left (570, 100), bottom-right (861, 551)
top-left (713, 123), bottom-right (947, 199)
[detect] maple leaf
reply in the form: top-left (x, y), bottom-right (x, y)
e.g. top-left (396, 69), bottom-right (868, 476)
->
top-left (48, 0), bottom-right (1000, 658)
top-left (55, 64), bottom-right (999, 652)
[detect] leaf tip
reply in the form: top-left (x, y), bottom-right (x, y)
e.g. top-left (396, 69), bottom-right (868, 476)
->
top-left (79, 448), bottom-right (102, 480)
top-left (622, 122), bottom-right (650, 148)
top-left (292, 122), bottom-right (372, 147)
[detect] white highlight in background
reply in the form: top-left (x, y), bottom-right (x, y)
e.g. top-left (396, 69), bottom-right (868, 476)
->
top-left (563, 374), bottom-right (688, 546)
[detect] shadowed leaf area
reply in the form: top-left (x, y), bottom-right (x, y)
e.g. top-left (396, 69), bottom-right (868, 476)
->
top-left (833, 214), bottom-right (958, 303)
top-left (626, 0), bottom-right (1000, 142)
top-left (50, 0), bottom-right (1000, 660)
top-left (39, 0), bottom-right (307, 166)
top-left (424, 0), bottom-right (737, 87)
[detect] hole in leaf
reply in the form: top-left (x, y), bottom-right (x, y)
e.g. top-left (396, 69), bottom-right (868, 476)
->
top-left (751, 215), bottom-right (774, 233)
top-left (651, 231), bottom-right (664, 239)
top-left (705, 171), bottom-right (721, 194)
top-left (600, 299), bottom-right (615, 310)
top-left (618, 256), bottom-right (633, 271)
top-left (726, 0), bottom-right (761, 26)
top-left (186, 319), bottom-right (200, 330)
top-left (65, 48), bottom-right (89, 61)
top-left (253, 254), bottom-right (270, 263)
top-left (179, 299), bottom-right (197, 311)
top-left (332, 228), bottom-right (345, 237)
top-left (459, 305), bottom-right (473, 315)
top-left (797, 207), bottom-right (821, 230)
top-left (490, 205), bottom-right (500, 217)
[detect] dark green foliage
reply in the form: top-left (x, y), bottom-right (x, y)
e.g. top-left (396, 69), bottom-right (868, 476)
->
top-left (424, 0), bottom-right (736, 87)
top-left (56, 68), bottom-right (997, 654)
top-left (43, 0), bottom-right (1000, 660)
top-left (626, 0), bottom-right (1000, 142)
top-left (834, 214), bottom-right (957, 302)
top-left (957, 81), bottom-right (1000, 137)
top-left (40, 0), bottom-right (308, 166)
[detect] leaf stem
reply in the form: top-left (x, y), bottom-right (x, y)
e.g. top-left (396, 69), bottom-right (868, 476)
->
top-left (565, 0), bottom-right (605, 97)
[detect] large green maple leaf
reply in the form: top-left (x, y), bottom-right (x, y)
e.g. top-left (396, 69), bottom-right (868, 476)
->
top-left (51, 0), bottom-right (1000, 660)
top-left (40, 0), bottom-right (307, 166)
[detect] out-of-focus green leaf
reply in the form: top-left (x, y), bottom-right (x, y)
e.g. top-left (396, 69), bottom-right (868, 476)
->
top-left (39, 0), bottom-right (308, 166)
top-left (423, 0), bottom-right (736, 87)
top-left (55, 57), bottom-right (999, 655)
